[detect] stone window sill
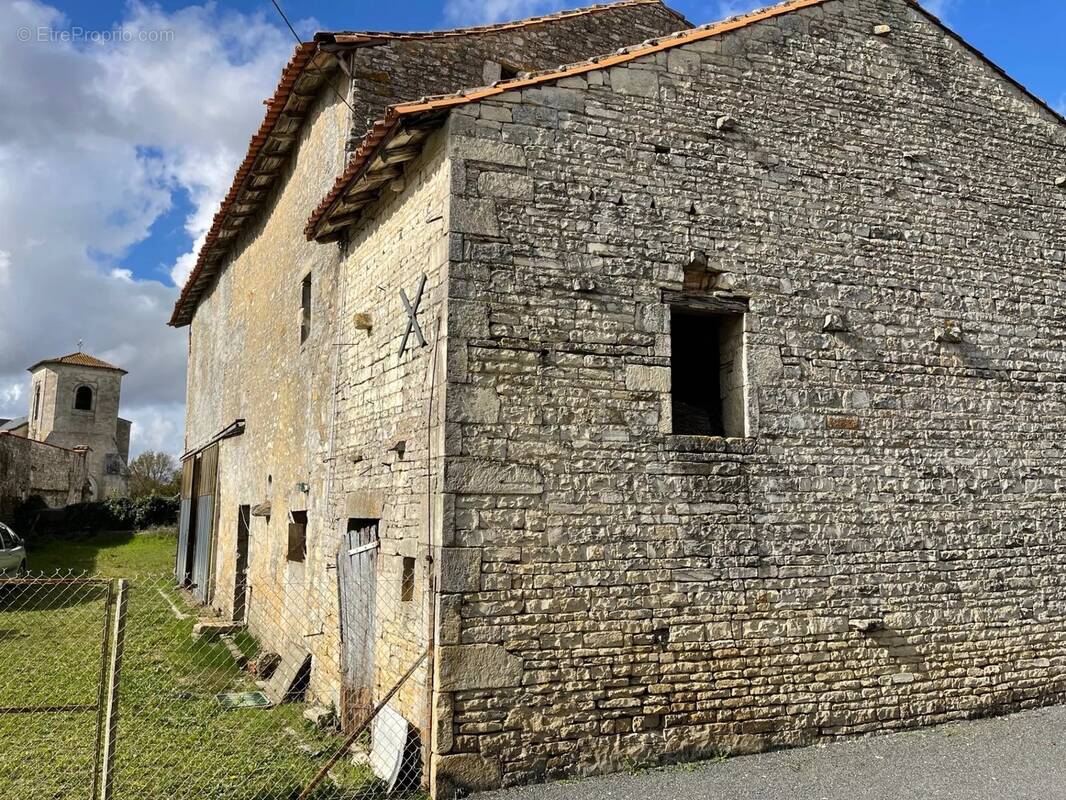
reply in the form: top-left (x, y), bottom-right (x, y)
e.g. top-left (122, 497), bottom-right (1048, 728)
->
top-left (666, 435), bottom-right (757, 455)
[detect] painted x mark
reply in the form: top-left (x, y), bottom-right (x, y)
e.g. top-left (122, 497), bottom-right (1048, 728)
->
top-left (398, 273), bottom-right (427, 357)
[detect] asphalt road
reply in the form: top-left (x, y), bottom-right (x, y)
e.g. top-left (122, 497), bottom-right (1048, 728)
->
top-left (473, 705), bottom-right (1066, 800)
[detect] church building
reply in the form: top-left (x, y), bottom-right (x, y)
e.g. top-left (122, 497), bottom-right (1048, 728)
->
top-left (0, 351), bottom-right (131, 510)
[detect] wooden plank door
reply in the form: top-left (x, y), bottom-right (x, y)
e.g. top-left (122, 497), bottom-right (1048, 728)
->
top-left (337, 518), bottom-right (378, 733)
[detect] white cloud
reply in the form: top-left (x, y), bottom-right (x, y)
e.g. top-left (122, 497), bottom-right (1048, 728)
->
top-left (0, 381), bottom-right (22, 412)
top-left (0, 0), bottom-right (297, 457)
top-left (714, 0), bottom-right (770, 18)
top-left (126, 402), bottom-right (186, 458)
top-left (918, 0), bottom-right (961, 19)
top-left (444, 0), bottom-right (570, 25)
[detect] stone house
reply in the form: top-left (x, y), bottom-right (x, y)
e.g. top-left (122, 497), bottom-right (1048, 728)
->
top-left (0, 352), bottom-right (130, 517)
top-left (171, 0), bottom-right (1066, 795)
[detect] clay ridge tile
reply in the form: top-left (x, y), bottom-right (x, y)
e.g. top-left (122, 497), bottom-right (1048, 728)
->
top-left (30, 352), bottom-right (127, 373)
top-left (304, 0), bottom-right (830, 239)
top-left (305, 0), bottom-right (1066, 241)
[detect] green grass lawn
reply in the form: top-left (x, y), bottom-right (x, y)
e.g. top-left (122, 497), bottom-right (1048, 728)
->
top-left (27, 527), bottom-right (177, 575)
top-left (0, 530), bottom-right (390, 800)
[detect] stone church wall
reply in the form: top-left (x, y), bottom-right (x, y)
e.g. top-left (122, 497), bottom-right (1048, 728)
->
top-left (434, 0), bottom-right (1066, 791)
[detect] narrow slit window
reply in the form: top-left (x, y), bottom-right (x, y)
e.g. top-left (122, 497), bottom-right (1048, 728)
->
top-left (288, 510), bottom-right (308, 562)
top-left (300, 273), bottom-right (312, 344)
top-left (400, 556), bottom-right (415, 602)
top-left (671, 309), bottom-right (746, 437)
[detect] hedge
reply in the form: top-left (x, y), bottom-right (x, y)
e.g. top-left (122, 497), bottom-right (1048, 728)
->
top-left (14, 493), bottom-right (180, 537)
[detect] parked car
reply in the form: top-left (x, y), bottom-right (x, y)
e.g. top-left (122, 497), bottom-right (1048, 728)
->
top-left (0, 524), bottom-right (27, 576)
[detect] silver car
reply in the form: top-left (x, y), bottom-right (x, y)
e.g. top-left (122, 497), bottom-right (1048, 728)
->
top-left (0, 524), bottom-right (27, 576)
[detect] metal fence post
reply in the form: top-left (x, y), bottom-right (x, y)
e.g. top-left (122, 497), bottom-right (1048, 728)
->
top-left (99, 578), bottom-right (128, 800)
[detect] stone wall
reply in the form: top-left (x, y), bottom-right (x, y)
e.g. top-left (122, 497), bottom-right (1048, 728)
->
top-left (186, 75), bottom-right (350, 706)
top-left (342, 2), bottom-right (688, 147)
top-left (0, 433), bottom-right (89, 520)
top-left (182, 0), bottom-right (689, 756)
top-left (325, 131), bottom-right (451, 734)
top-left (433, 0), bottom-right (1066, 792)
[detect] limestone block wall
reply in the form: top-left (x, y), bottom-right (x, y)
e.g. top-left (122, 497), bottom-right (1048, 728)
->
top-left (342, 2), bottom-right (687, 147)
top-left (181, 0), bottom-right (685, 735)
top-left (324, 132), bottom-right (451, 733)
top-left (0, 434), bottom-right (88, 520)
top-left (433, 0), bottom-right (1066, 791)
top-left (185, 81), bottom-right (350, 700)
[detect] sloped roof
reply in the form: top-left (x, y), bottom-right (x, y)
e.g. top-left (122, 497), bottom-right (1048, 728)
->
top-left (305, 0), bottom-right (826, 239)
top-left (305, 0), bottom-right (1066, 240)
top-left (327, 0), bottom-right (688, 41)
top-left (0, 417), bottom-right (26, 432)
top-left (29, 352), bottom-right (127, 374)
top-left (167, 0), bottom-right (688, 327)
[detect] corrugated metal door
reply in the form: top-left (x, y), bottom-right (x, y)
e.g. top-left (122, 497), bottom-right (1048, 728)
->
top-left (176, 458), bottom-right (196, 584)
top-left (337, 519), bottom-right (378, 733)
top-left (191, 443), bottom-right (218, 603)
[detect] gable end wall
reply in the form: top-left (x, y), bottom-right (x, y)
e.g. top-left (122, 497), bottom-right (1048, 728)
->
top-left (434, 0), bottom-right (1066, 792)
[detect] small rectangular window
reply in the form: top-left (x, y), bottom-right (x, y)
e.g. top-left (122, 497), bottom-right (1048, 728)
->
top-left (400, 556), bottom-right (415, 602)
top-left (300, 273), bottom-right (312, 344)
top-left (288, 510), bottom-right (308, 562)
top-left (671, 309), bottom-right (746, 437)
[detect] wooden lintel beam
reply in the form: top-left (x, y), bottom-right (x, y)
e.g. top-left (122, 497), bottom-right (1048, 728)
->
top-left (381, 145), bottom-right (423, 165)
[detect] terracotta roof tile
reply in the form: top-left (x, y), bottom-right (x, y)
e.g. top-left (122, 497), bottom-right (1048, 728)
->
top-left (305, 0), bottom-right (828, 239)
top-left (305, 0), bottom-right (1066, 240)
top-left (169, 41), bottom-right (319, 327)
top-left (168, 0), bottom-right (687, 327)
top-left (29, 352), bottom-right (127, 374)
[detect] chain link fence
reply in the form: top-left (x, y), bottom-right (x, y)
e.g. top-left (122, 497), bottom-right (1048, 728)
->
top-left (0, 564), bottom-right (429, 800)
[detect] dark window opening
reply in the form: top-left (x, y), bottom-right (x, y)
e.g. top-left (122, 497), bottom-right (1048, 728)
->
top-left (347, 517), bottom-right (378, 546)
top-left (32, 385), bottom-right (41, 421)
top-left (288, 510), bottom-right (308, 562)
top-left (300, 273), bottom-right (312, 344)
top-left (671, 310), bottom-right (746, 437)
top-left (499, 62), bottom-right (520, 81)
top-left (400, 556), bottom-right (415, 602)
top-left (74, 385), bottom-right (93, 411)
top-left (284, 655), bottom-right (312, 702)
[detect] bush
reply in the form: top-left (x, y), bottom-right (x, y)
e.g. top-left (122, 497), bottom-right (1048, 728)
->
top-left (134, 494), bottom-right (180, 529)
top-left (13, 493), bottom-right (179, 537)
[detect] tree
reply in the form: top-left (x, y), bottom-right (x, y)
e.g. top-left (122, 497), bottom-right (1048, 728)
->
top-left (128, 450), bottom-right (180, 498)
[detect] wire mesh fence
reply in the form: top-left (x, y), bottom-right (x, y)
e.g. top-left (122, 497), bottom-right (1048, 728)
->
top-left (0, 564), bottom-right (429, 800)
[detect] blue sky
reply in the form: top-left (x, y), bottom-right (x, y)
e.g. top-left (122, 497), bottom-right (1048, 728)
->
top-left (56, 0), bottom-right (1064, 285)
top-left (0, 0), bottom-right (1061, 458)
